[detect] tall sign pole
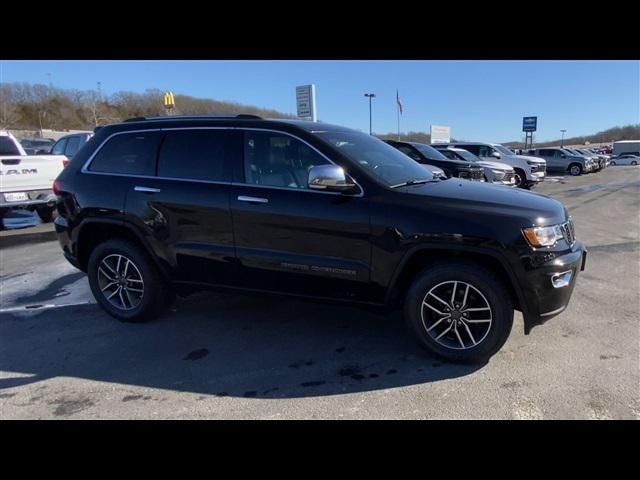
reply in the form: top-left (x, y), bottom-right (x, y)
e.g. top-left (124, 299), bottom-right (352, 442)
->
top-left (522, 116), bottom-right (537, 150)
top-left (364, 93), bottom-right (375, 135)
top-left (163, 91), bottom-right (175, 116)
top-left (296, 85), bottom-right (317, 122)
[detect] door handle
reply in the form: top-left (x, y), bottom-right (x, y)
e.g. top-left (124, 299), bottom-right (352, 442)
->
top-left (237, 195), bottom-right (269, 204)
top-left (134, 186), bottom-right (161, 193)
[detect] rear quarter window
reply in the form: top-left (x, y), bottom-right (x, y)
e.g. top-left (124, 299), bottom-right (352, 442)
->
top-left (89, 131), bottom-right (162, 175)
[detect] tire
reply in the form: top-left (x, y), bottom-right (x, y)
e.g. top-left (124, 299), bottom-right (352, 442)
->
top-left (404, 261), bottom-right (514, 364)
top-left (87, 239), bottom-right (167, 322)
top-left (513, 169), bottom-right (528, 189)
top-left (0, 207), bottom-right (9, 231)
top-left (610, 161), bottom-right (616, 166)
top-left (632, 161), bottom-right (638, 166)
top-left (568, 164), bottom-right (582, 176)
top-left (36, 206), bottom-right (56, 223)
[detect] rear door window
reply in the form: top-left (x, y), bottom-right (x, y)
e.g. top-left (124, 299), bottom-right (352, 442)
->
top-left (0, 136), bottom-right (21, 155)
top-left (157, 129), bottom-right (237, 182)
top-left (89, 131), bottom-right (162, 176)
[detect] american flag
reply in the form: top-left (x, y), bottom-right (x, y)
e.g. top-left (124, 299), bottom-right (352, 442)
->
top-left (396, 90), bottom-right (403, 115)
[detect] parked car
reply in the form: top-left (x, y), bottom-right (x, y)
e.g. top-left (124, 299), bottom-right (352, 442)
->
top-left (527, 147), bottom-right (593, 176)
top-left (20, 137), bottom-right (55, 155)
top-left (609, 154), bottom-right (640, 166)
top-left (433, 146), bottom-right (516, 186)
top-left (0, 130), bottom-right (69, 227)
top-left (50, 132), bottom-right (93, 161)
top-left (572, 148), bottom-right (604, 171)
top-left (562, 148), bottom-right (598, 172)
top-left (384, 140), bottom-right (485, 181)
top-left (53, 115), bottom-right (587, 363)
top-left (435, 142), bottom-right (546, 189)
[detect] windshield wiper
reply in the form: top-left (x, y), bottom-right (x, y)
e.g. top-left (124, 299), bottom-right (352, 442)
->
top-left (390, 178), bottom-right (434, 189)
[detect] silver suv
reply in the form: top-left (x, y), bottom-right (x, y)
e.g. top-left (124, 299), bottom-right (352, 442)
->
top-left (527, 148), bottom-right (592, 176)
top-left (435, 142), bottom-right (546, 189)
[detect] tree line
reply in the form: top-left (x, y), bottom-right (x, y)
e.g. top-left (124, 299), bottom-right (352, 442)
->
top-left (0, 82), bottom-right (295, 131)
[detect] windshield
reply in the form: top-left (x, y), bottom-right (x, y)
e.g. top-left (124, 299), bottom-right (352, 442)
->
top-left (451, 149), bottom-right (481, 163)
top-left (493, 145), bottom-right (514, 156)
top-left (411, 143), bottom-right (448, 161)
top-left (314, 131), bottom-right (434, 187)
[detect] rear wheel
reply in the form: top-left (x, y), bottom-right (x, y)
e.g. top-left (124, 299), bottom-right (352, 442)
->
top-left (631, 161), bottom-right (638, 166)
top-left (404, 262), bottom-right (514, 364)
top-left (568, 164), bottom-right (583, 176)
top-left (87, 239), bottom-right (168, 322)
top-left (610, 161), bottom-right (616, 166)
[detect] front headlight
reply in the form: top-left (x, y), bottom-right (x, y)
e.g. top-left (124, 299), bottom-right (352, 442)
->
top-left (491, 169), bottom-right (506, 179)
top-left (522, 224), bottom-right (565, 247)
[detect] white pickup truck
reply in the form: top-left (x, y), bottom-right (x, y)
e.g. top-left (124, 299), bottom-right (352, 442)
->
top-left (1, 130), bottom-right (68, 226)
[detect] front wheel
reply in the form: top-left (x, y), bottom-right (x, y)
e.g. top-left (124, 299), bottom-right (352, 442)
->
top-left (631, 161), bottom-right (638, 166)
top-left (404, 262), bottom-right (514, 364)
top-left (569, 164), bottom-right (583, 176)
top-left (609, 161), bottom-right (616, 166)
top-left (513, 169), bottom-right (529, 189)
top-left (87, 239), bottom-right (168, 322)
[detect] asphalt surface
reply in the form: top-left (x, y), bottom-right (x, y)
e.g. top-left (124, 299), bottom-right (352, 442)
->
top-left (1, 167), bottom-right (639, 419)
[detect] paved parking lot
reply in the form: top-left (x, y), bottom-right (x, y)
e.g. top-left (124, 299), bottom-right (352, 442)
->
top-left (1, 167), bottom-right (639, 419)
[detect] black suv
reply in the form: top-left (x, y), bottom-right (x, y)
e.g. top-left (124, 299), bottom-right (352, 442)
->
top-left (385, 140), bottom-right (485, 181)
top-left (54, 115), bottom-right (587, 363)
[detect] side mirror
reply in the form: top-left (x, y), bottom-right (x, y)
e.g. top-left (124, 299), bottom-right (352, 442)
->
top-left (308, 164), bottom-right (357, 192)
top-left (491, 151), bottom-right (501, 159)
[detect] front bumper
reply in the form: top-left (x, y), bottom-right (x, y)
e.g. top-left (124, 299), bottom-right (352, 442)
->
top-left (521, 240), bottom-right (587, 333)
top-left (529, 171), bottom-right (546, 183)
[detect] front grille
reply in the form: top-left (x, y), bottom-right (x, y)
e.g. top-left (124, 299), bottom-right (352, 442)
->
top-left (470, 168), bottom-right (484, 180)
top-left (561, 219), bottom-right (575, 246)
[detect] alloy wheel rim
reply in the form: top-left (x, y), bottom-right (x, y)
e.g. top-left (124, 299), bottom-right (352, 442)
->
top-left (420, 280), bottom-right (492, 350)
top-left (570, 166), bottom-right (580, 175)
top-left (97, 254), bottom-right (144, 310)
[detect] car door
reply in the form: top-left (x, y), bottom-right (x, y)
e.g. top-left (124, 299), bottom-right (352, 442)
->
top-left (230, 128), bottom-right (373, 302)
top-left (123, 128), bottom-right (240, 286)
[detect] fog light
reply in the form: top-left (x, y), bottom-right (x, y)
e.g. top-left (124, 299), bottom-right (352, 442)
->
top-left (551, 270), bottom-right (573, 288)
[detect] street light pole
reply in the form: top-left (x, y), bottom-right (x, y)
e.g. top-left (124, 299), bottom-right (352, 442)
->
top-left (364, 93), bottom-right (376, 135)
top-left (560, 129), bottom-right (566, 148)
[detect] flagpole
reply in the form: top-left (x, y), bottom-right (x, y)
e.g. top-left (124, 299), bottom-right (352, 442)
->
top-left (396, 90), bottom-right (400, 140)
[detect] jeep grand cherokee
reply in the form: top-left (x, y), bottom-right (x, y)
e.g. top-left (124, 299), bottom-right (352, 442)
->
top-left (53, 115), bottom-right (587, 363)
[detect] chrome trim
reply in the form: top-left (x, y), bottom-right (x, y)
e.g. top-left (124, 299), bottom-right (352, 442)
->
top-left (80, 126), bottom-right (365, 198)
top-left (134, 186), bottom-right (161, 193)
top-left (237, 195), bottom-right (269, 204)
top-left (540, 305), bottom-right (567, 317)
top-left (550, 270), bottom-right (573, 288)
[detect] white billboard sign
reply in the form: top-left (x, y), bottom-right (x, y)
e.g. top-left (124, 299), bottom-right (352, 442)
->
top-left (430, 125), bottom-right (451, 144)
top-left (296, 84), bottom-right (317, 121)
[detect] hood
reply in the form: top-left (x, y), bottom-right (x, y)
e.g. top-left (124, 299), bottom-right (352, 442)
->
top-left (396, 178), bottom-right (567, 226)
top-left (513, 154), bottom-right (545, 164)
top-left (477, 160), bottom-right (514, 171)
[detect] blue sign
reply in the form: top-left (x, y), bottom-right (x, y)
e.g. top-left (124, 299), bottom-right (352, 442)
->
top-left (523, 116), bottom-right (537, 132)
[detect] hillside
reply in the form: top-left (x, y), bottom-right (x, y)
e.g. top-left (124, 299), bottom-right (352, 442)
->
top-left (0, 82), bottom-right (295, 130)
top-left (503, 124), bottom-right (640, 148)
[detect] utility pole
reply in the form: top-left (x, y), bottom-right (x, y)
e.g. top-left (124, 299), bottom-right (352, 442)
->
top-left (364, 93), bottom-right (375, 135)
top-left (560, 129), bottom-right (567, 148)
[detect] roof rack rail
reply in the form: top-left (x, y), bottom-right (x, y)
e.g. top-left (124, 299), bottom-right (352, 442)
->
top-left (123, 114), bottom-right (262, 122)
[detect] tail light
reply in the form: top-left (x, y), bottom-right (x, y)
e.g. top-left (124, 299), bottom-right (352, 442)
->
top-left (62, 158), bottom-right (70, 168)
top-left (53, 180), bottom-right (61, 195)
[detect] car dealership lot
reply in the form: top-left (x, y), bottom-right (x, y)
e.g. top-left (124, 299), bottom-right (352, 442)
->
top-left (1, 167), bottom-right (639, 419)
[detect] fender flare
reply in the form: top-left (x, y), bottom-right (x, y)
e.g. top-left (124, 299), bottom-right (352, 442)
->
top-left (75, 217), bottom-right (172, 280)
top-left (385, 243), bottom-right (531, 328)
